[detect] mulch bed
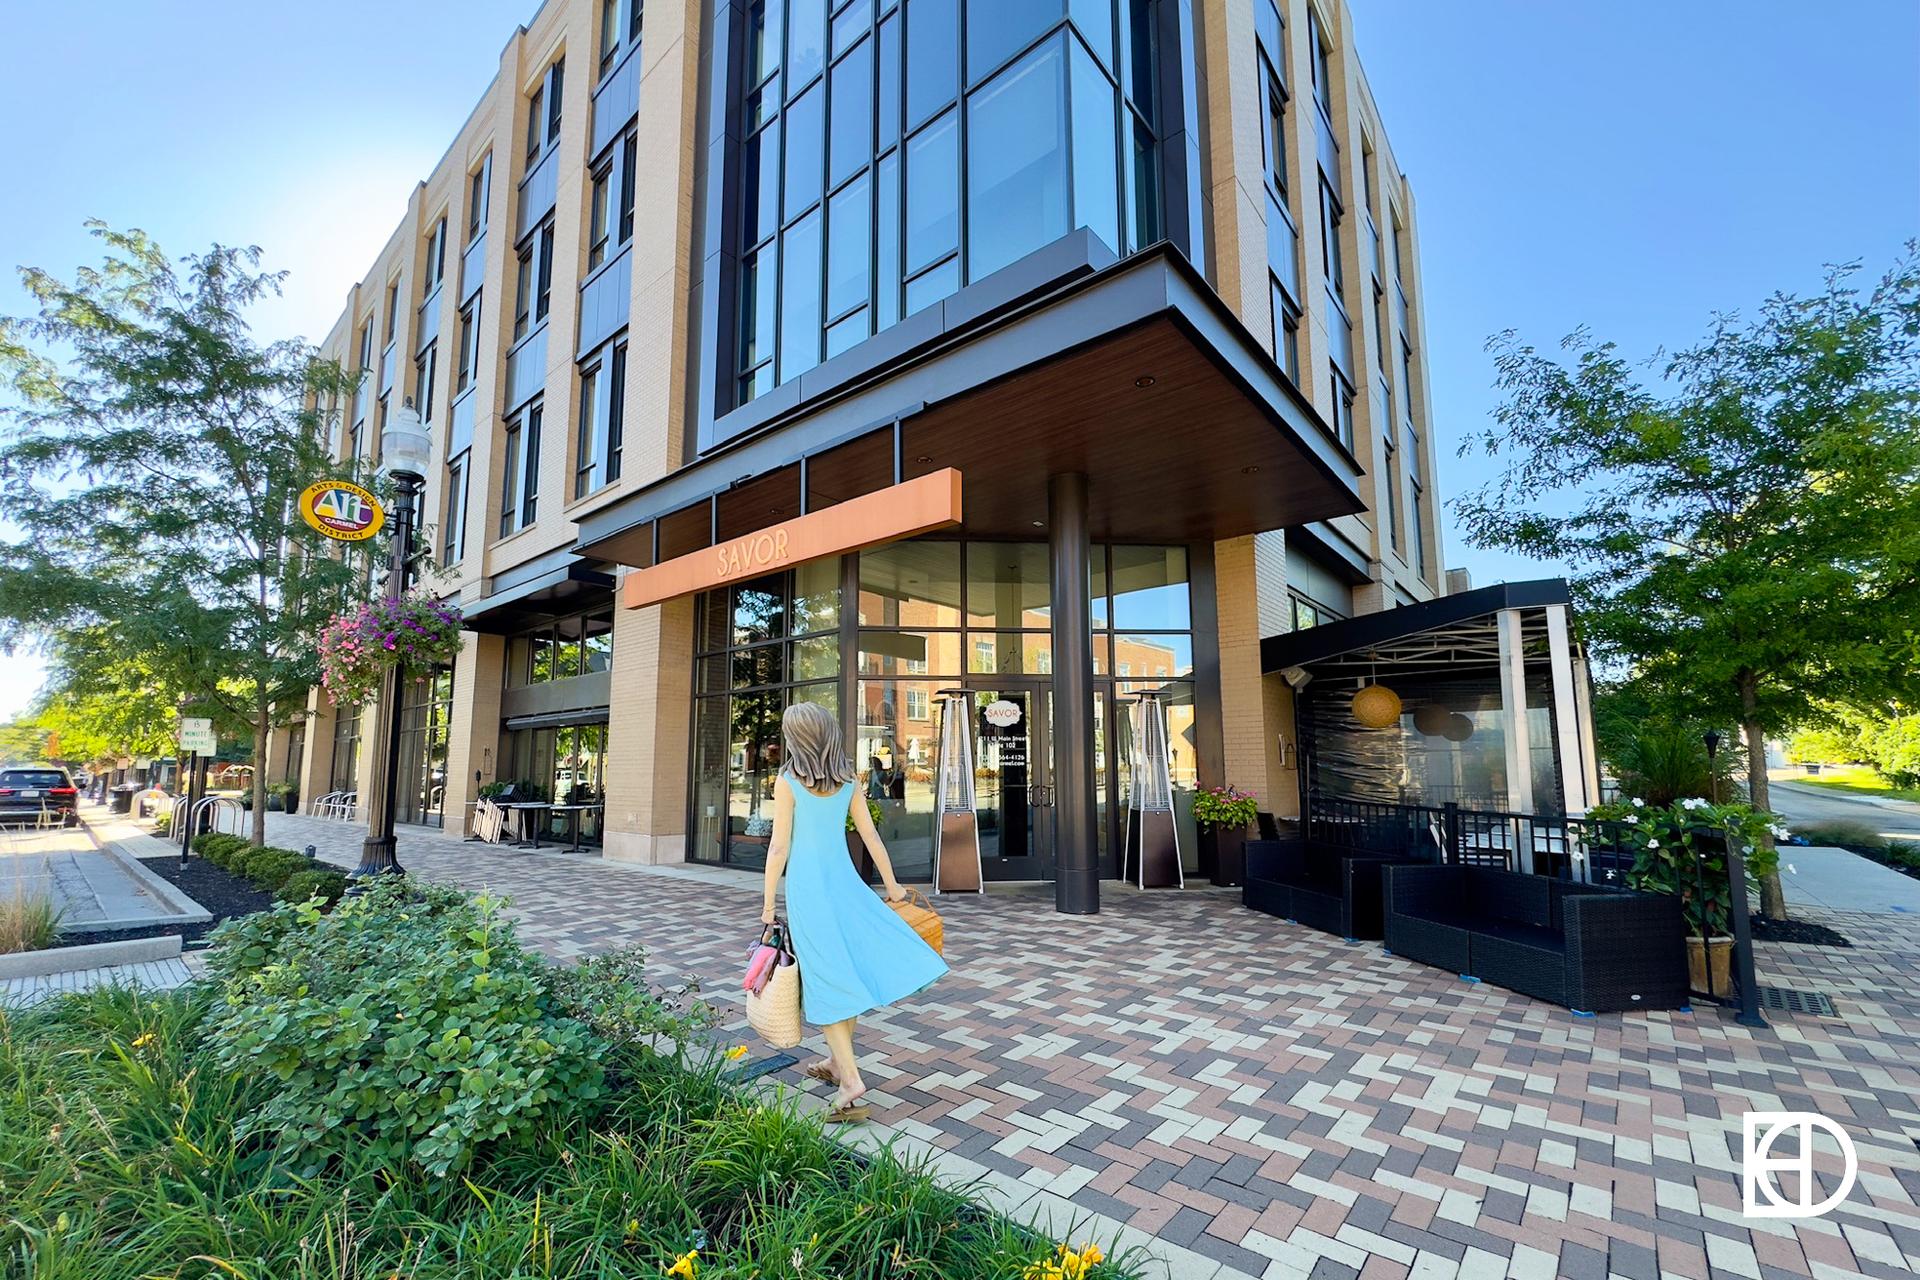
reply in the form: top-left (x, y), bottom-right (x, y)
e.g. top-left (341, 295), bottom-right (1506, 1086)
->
top-left (1749, 915), bottom-right (1852, 948)
top-left (55, 857), bottom-right (275, 950)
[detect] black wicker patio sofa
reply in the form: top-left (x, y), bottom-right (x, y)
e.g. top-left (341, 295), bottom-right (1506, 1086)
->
top-left (1243, 839), bottom-right (1426, 940)
top-left (1382, 865), bottom-right (1687, 1012)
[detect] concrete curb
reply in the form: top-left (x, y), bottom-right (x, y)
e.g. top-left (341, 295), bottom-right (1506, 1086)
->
top-left (83, 839), bottom-right (214, 928)
top-left (0, 932), bottom-right (182, 979)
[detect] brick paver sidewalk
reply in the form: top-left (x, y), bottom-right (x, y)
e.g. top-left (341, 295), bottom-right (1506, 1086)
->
top-left (266, 814), bottom-right (1920, 1280)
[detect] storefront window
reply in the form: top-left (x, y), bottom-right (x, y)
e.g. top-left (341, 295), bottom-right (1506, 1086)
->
top-left (692, 565), bottom-right (844, 870)
top-left (501, 721), bottom-right (609, 843)
top-left (506, 606), bottom-right (617, 686)
top-left (329, 705), bottom-right (362, 793)
top-left (397, 667), bottom-right (454, 828)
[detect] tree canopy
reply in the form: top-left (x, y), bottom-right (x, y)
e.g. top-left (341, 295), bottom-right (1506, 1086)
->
top-left (0, 223), bottom-right (374, 842)
top-left (1458, 248), bottom-right (1920, 916)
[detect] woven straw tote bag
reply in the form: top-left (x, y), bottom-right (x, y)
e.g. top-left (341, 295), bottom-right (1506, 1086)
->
top-left (745, 919), bottom-right (805, 1048)
top-left (886, 887), bottom-right (944, 956)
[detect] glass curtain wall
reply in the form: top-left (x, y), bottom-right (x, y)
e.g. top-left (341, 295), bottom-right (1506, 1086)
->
top-left (395, 667), bottom-right (454, 828)
top-left (691, 560), bottom-right (843, 870)
top-left (733, 0), bottom-right (1159, 408)
top-left (856, 540), bottom-right (1194, 880)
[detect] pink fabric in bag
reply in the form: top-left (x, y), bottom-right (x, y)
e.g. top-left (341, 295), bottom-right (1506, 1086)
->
top-left (743, 944), bottom-right (779, 993)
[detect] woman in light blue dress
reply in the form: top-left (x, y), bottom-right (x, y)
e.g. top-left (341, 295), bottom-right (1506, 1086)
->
top-left (760, 702), bottom-right (947, 1122)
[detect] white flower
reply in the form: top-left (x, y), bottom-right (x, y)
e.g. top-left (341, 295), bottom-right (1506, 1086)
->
top-left (1679, 797), bottom-right (1708, 811)
top-left (1647, 839), bottom-right (1661, 849)
top-left (1626, 815), bottom-right (1640, 825)
top-left (1631, 798), bottom-right (1645, 808)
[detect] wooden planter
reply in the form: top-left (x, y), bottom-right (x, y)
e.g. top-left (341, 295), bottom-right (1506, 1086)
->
top-left (1687, 935), bottom-right (1734, 995)
top-left (1201, 826), bottom-right (1247, 887)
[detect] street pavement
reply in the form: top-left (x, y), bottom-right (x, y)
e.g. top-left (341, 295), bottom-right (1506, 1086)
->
top-left (1770, 776), bottom-right (1920, 843)
top-left (266, 811), bottom-right (1920, 1280)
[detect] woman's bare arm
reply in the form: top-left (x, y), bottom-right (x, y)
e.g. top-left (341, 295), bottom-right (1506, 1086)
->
top-left (850, 785), bottom-right (906, 901)
top-left (762, 775), bottom-right (795, 923)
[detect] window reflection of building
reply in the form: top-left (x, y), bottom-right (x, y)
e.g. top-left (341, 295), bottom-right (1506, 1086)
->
top-left (329, 705), bottom-right (362, 793)
top-left (691, 560), bottom-right (841, 871)
top-left (396, 667), bottom-right (453, 828)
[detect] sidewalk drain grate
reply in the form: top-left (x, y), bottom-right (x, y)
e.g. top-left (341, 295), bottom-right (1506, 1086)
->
top-left (724, 1051), bottom-right (798, 1084)
top-left (1758, 985), bottom-right (1837, 1017)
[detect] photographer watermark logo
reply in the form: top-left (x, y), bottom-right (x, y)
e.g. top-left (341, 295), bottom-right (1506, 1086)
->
top-left (1742, 1112), bottom-right (1858, 1218)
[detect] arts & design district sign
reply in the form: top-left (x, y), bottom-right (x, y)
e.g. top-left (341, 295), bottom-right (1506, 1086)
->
top-left (299, 480), bottom-right (385, 542)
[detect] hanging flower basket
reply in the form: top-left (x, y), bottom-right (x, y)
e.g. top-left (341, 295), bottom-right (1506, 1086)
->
top-left (319, 593), bottom-right (465, 705)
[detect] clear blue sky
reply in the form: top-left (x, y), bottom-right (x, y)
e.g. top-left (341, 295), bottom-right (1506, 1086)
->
top-left (1, 2), bottom-right (1915, 715)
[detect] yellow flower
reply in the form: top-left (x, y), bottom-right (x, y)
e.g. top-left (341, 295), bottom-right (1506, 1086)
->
top-left (724, 1044), bottom-right (749, 1061)
top-left (131, 1032), bottom-right (156, 1050)
top-left (665, 1248), bottom-right (698, 1278)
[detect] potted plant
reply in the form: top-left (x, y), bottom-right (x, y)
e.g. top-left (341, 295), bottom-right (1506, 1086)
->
top-left (847, 795), bottom-right (886, 881)
top-left (1192, 784), bottom-right (1259, 887)
top-left (1587, 796), bottom-right (1783, 993)
top-left (268, 779), bottom-right (299, 813)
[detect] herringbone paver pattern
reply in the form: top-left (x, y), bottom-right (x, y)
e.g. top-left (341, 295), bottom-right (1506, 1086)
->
top-left (268, 814), bottom-right (1920, 1280)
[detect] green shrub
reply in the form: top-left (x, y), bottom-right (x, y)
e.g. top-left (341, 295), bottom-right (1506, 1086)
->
top-left (203, 880), bottom-right (606, 1177)
top-left (237, 846), bottom-right (307, 891)
top-left (276, 867), bottom-right (349, 908)
top-left (191, 832), bottom-right (248, 869)
top-left (154, 807), bottom-right (172, 836)
top-left (548, 946), bottom-right (716, 1051)
top-left (1792, 819), bottom-right (1888, 851)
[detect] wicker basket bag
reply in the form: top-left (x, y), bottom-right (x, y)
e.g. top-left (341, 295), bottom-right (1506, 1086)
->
top-left (886, 887), bottom-right (944, 956)
top-left (744, 921), bottom-right (805, 1048)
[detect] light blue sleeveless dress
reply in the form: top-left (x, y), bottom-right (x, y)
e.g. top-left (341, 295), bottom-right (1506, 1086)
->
top-left (782, 778), bottom-right (948, 1025)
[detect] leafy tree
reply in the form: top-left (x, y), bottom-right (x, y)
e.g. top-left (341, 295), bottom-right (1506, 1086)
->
top-left (0, 223), bottom-right (371, 845)
top-left (1459, 249), bottom-right (1920, 918)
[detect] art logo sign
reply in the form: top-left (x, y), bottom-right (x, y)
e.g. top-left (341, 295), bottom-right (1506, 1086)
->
top-left (1741, 1112), bottom-right (1858, 1219)
top-left (299, 480), bottom-right (385, 542)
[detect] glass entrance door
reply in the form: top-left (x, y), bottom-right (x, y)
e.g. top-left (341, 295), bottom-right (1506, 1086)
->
top-left (969, 683), bottom-right (1054, 880)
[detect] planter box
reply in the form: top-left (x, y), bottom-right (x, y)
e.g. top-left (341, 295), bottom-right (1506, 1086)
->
top-left (1202, 826), bottom-right (1247, 887)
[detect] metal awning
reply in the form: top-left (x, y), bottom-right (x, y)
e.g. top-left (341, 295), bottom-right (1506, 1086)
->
top-left (461, 557), bottom-right (617, 635)
top-left (574, 241), bottom-right (1366, 569)
top-left (1262, 579), bottom-right (1575, 677)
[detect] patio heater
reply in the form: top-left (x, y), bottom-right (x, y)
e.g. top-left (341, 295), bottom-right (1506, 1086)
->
top-left (932, 689), bottom-right (982, 893)
top-left (1124, 689), bottom-right (1182, 888)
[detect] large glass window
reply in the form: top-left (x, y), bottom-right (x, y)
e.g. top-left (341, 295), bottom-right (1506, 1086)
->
top-left (691, 563), bottom-right (843, 871)
top-left (966, 39), bottom-right (1069, 281)
top-left (731, 0), bottom-right (1149, 409)
top-left (505, 606), bottom-right (616, 688)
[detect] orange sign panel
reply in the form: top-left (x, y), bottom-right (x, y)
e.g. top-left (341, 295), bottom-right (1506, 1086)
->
top-left (622, 468), bottom-right (964, 610)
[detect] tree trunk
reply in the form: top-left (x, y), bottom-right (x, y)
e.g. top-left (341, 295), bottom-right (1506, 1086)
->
top-left (251, 704), bottom-right (270, 848)
top-left (1738, 670), bottom-right (1787, 920)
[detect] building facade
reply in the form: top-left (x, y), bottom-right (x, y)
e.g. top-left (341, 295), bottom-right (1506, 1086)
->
top-left (288, 0), bottom-right (1445, 903)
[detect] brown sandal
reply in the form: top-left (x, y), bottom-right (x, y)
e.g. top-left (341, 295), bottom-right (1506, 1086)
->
top-left (825, 1102), bottom-right (871, 1124)
top-left (803, 1061), bottom-right (838, 1085)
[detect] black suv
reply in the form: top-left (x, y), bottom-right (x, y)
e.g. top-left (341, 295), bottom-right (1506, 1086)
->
top-left (0, 765), bottom-right (80, 827)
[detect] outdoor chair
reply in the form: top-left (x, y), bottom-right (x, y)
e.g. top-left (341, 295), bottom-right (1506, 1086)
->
top-left (1242, 838), bottom-right (1426, 940)
top-left (1382, 864), bottom-right (1687, 1013)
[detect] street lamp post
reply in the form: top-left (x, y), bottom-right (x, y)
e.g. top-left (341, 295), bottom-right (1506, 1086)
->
top-left (352, 399), bottom-right (431, 880)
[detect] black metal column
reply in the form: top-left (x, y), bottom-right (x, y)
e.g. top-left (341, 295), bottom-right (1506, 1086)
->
top-left (353, 476), bottom-right (421, 879)
top-left (1049, 473), bottom-right (1099, 915)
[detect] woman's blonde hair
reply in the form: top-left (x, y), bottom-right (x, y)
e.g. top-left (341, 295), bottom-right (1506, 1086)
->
top-left (781, 700), bottom-right (853, 791)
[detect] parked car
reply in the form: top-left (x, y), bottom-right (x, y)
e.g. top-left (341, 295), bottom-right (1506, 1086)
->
top-left (0, 765), bottom-right (81, 827)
